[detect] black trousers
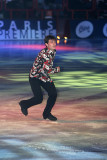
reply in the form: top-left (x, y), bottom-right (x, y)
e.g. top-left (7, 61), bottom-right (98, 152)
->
top-left (22, 77), bottom-right (57, 118)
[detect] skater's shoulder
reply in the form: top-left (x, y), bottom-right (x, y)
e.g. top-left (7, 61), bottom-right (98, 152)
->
top-left (40, 48), bottom-right (47, 53)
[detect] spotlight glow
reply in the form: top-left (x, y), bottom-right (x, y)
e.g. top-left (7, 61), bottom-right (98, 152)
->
top-left (57, 36), bottom-right (60, 39)
top-left (64, 37), bottom-right (68, 40)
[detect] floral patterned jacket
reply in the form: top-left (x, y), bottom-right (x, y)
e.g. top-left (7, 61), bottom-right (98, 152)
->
top-left (30, 48), bottom-right (59, 82)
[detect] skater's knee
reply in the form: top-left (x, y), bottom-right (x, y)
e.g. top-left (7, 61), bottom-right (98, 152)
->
top-left (38, 96), bottom-right (43, 104)
top-left (54, 92), bottom-right (57, 98)
top-left (40, 97), bottom-right (43, 103)
top-left (34, 96), bottom-right (43, 104)
top-left (50, 92), bottom-right (57, 99)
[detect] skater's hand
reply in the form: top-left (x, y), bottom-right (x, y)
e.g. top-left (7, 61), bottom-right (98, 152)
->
top-left (56, 66), bottom-right (60, 72)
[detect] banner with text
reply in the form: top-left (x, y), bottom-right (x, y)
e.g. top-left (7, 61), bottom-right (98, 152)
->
top-left (0, 20), bottom-right (56, 40)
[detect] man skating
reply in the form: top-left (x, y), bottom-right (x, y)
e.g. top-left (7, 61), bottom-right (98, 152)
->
top-left (19, 35), bottom-right (60, 121)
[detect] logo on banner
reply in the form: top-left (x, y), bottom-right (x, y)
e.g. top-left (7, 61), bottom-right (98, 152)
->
top-left (103, 23), bottom-right (107, 37)
top-left (76, 21), bottom-right (93, 38)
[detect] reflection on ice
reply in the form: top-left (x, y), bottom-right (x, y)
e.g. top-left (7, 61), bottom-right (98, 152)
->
top-left (0, 139), bottom-right (104, 160)
top-left (3, 138), bottom-right (25, 146)
top-left (0, 139), bottom-right (106, 160)
top-left (0, 149), bottom-right (18, 159)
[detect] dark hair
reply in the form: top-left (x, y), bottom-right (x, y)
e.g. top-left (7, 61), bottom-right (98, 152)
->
top-left (44, 35), bottom-right (56, 44)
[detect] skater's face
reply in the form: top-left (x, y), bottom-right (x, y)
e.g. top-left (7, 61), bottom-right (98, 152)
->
top-left (45, 39), bottom-right (56, 51)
